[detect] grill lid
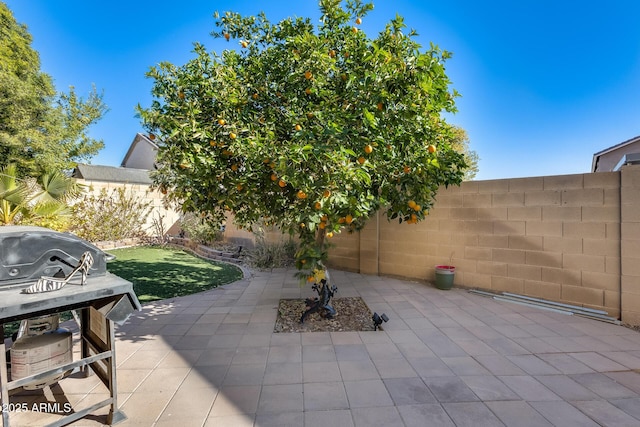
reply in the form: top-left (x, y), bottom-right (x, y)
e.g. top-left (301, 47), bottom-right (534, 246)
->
top-left (0, 226), bottom-right (109, 287)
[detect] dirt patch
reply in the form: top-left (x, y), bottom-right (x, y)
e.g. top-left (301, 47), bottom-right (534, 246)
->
top-left (274, 297), bottom-right (376, 333)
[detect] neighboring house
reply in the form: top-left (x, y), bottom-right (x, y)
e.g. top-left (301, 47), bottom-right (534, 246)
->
top-left (120, 133), bottom-right (158, 170)
top-left (72, 163), bottom-right (152, 186)
top-left (72, 133), bottom-right (180, 237)
top-left (592, 135), bottom-right (640, 172)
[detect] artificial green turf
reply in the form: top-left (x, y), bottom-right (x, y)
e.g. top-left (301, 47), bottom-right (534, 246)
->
top-left (106, 246), bottom-right (243, 303)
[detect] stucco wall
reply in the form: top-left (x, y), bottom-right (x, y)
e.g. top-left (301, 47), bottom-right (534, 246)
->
top-left (593, 140), bottom-right (640, 172)
top-left (327, 167), bottom-right (640, 323)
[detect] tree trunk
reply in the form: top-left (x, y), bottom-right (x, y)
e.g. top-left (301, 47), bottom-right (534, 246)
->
top-left (315, 227), bottom-right (326, 252)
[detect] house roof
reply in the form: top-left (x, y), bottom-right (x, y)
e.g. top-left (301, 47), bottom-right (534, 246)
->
top-left (592, 135), bottom-right (640, 172)
top-left (72, 164), bottom-right (152, 185)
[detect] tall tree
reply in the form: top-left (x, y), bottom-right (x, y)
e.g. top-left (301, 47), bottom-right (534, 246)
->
top-left (451, 127), bottom-right (479, 180)
top-left (0, 2), bottom-right (107, 177)
top-left (140, 0), bottom-right (469, 277)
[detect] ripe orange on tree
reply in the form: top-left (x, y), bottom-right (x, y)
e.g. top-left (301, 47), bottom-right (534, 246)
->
top-left (428, 144), bottom-right (436, 153)
top-left (270, 173), bottom-right (278, 181)
top-left (357, 156), bottom-right (365, 165)
top-left (278, 179), bottom-right (287, 188)
top-left (304, 71), bottom-right (313, 80)
top-left (345, 214), bottom-right (353, 224)
top-left (364, 144), bottom-right (373, 154)
top-left (297, 190), bottom-right (307, 199)
top-left (218, 118), bottom-right (226, 126)
top-left (323, 189), bottom-right (331, 198)
top-left (355, 17), bottom-right (362, 25)
top-left (229, 132), bottom-right (237, 139)
top-left (240, 40), bottom-right (248, 48)
top-left (295, 124), bottom-right (302, 131)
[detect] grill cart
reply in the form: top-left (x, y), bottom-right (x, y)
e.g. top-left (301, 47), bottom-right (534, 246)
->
top-left (0, 226), bottom-right (141, 426)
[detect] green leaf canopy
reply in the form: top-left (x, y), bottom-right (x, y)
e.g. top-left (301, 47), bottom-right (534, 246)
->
top-left (139, 0), bottom-right (468, 271)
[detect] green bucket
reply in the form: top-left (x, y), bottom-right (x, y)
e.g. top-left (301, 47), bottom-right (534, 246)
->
top-left (434, 265), bottom-right (455, 290)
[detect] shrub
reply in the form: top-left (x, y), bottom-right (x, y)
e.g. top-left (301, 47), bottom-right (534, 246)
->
top-left (179, 213), bottom-right (223, 245)
top-left (246, 237), bottom-right (297, 269)
top-left (70, 187), bottom-right (152, 242)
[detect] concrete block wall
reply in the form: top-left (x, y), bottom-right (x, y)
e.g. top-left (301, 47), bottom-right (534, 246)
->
top-left (620, 165), bottom-right (640, 324)
top-left (223, 222), bottom-right (292, 249)
top-left (74, 179), bottom-right (181, 237)
top-left (327, 168), bottom-right (636, 321)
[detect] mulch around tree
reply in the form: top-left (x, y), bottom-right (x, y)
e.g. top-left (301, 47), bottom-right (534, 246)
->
top-left (274, 297), bottom-right (376, 333)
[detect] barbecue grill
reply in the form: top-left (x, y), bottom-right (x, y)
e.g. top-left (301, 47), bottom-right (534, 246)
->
top-left (0, 226), bottom-right (141, 426)
top-left (0, 226), bottom-right (109, 288)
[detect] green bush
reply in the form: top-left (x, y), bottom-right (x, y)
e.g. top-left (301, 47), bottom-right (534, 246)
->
top-left (246, 238), bottom-right (297, 269)
top-left (179, 213), bottom-right (223, 245)
top-left (70, 187), bottom-right (152, 241)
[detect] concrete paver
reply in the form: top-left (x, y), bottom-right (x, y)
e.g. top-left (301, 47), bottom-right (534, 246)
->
top-left (5, 268), bottom-right (640, 426)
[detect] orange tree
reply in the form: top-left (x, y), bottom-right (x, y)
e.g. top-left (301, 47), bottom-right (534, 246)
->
top-left (139, 0), bottom-right (468, 279)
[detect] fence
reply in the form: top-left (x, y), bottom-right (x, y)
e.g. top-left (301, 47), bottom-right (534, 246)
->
top-left (326, 165), bottom-right (640, 325)
top-left (76, 165), bottom-right (640, 325)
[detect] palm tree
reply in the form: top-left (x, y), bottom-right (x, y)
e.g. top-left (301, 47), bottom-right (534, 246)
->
top-left (0, 163), bottom-right (29, 225)
top-left (0, 163), bottom-right (82, 228)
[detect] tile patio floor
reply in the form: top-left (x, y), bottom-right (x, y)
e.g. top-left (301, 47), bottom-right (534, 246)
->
top-left (8, 268), bottom-right (640, 426)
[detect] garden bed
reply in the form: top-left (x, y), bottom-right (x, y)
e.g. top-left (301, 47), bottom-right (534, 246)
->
top-left (274, 297), bottom-right (376, 333)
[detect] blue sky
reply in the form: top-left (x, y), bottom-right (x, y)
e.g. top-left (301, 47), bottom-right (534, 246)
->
top-left (6, 0), bottom-right (640, 180)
